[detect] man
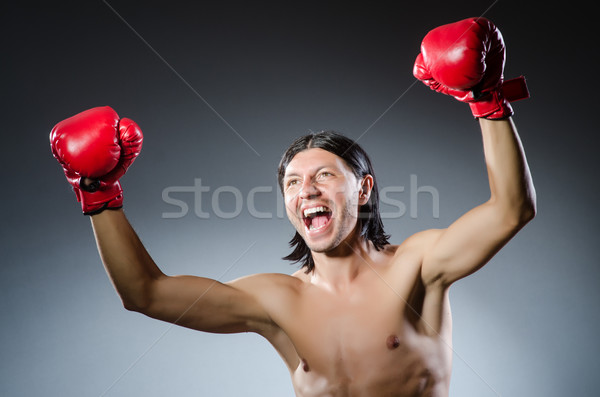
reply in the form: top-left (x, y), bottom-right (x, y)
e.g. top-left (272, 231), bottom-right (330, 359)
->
top-left (50, 17), bottom-right (535, 397)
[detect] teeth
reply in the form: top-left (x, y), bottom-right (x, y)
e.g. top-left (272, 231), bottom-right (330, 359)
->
top-left (303, 206), bottom-right (330, 218)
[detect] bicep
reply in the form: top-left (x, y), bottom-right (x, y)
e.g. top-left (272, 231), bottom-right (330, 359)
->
top-left (421, 201), bottom-right (524, 286)
top-left (141, 274), bottom-right (272, 334)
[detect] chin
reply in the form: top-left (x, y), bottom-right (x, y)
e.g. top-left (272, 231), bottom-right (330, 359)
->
top-left (306, 240), bottom-right (338, 254)
top-left (303, 226), bottom-right (354, 254)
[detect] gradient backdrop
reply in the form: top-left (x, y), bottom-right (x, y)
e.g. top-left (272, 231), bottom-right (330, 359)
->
top-left (2, 1), bottom-right (598, 396)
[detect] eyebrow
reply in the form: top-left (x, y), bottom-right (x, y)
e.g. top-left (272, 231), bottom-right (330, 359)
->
top-left (284, 165), bottom-right (334, 180)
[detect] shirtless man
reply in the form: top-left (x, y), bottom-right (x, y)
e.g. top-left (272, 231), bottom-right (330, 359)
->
top-left (50, 18), bottom-right (535, 396)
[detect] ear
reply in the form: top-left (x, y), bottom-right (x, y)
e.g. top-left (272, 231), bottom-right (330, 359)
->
top-left (358, 174), bottom-right (374, 205)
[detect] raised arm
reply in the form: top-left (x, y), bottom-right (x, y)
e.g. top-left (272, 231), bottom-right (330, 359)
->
top-left (89, 208), bottom-right (272, 334)
top-left (420, 117), bottom-right (535, 286)
top-left (50, 106), bottom-right (273, 335)
top-left (412, 18), bottom-right (536, 286)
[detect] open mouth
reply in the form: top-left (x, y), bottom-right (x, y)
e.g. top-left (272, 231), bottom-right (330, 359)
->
top-left (302, 205), bottom-right (333, 232)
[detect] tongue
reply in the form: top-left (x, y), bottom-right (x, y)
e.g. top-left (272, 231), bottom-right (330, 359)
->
top-left (312, 214), bottom-right (329, 229)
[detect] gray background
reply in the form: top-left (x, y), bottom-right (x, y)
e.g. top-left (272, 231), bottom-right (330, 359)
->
top-left (2, 1), bottom-right (598, 396)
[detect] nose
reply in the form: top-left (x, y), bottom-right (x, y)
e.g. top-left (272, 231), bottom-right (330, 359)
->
top-left (299, 178), bottom-right (320, 200)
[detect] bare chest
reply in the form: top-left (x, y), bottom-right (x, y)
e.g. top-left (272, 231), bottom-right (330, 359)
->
top-left (285, 284), bottom-right (449, 396)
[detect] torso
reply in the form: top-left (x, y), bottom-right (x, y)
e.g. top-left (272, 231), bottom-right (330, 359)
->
top-left (257, 235), bottom-right (453, 397)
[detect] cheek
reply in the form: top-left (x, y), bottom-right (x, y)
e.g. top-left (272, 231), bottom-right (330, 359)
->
top-left (284, 186), bottom-right (301, 203)
top-left (335, 184), bottom-right (361, 210)
top-left (283, 195), bottom-right (298, 219)
top-left (284, 192), bottom-right (296, 206)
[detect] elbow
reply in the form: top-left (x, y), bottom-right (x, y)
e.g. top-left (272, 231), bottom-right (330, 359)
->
top-left (119, 286), bottom-right (155, 314)
top-left (521, 199), bottom-right (537, 224)
top-left (511, 196), bottom-right (537, 229)
top-left (494, 196), bottom-right (536, 232)
top-left (496, 185), bottom-right (537, 229)
top-left (523, 178), bottom-right (538, 222)
top-left (122, 299), bottom-right (144, 313)
top-left (118, 277), bottom-right (161, 313)
top-left (520, 187), bottom-right (537, 225)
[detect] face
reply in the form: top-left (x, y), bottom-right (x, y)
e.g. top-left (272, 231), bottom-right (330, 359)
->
top-left (282, 148), bottom-right (372, 253)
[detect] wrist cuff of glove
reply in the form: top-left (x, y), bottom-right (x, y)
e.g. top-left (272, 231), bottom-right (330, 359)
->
top-left (83, 200), bottom-right (123, 216)
top-left (469, 76), bottom-right (529, 120)
top-left (469, 91), bottom-right (514, 119)
top-left (74, 179), bottom-right (124, 215)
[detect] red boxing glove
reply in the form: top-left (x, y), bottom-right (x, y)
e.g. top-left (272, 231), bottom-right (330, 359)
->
top-left (413, 17), bottom-right (529, 119)
top-left (50, 106), bottom-right (143, 215)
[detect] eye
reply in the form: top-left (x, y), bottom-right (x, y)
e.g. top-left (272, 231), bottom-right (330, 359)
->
top-left (318, 171), bottom-right (332, 179)
top-left (286, 179), bottom-right (300, 188)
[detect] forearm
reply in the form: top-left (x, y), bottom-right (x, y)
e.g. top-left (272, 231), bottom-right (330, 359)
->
top-left (90, 208), bottom-right (164, 311)
top-left (480, 117), bottom-right (536, 224)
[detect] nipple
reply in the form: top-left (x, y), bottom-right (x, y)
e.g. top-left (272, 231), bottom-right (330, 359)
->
top-left (301, 358), bottom-right (310, 372)
top-left (386, 334), bottom-right (400, 350)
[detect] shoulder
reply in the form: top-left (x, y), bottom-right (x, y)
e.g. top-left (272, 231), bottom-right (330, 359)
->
top-left (382, 229), bottom-right (446, 281)
top-left (225, 272), bottom-right (304, 302)
top-left (393, 229), bottom-right (444, 258)
top-left (226, 272), bottom-right (301, 290)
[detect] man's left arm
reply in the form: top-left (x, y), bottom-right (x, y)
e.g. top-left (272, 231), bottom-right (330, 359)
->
top-left (412, 17), bottom-right (536, 286)
top-left (421, 117), bottom-right (536, 286)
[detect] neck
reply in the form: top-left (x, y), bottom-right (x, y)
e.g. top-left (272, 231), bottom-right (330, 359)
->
top-left (310, 232), bottom-right (374, 292)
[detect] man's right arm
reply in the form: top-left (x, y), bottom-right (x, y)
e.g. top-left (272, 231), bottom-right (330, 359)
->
top-left (90, 208), bottom-right (274, 334)
top-left (50, 106), bottom-right (275, 335)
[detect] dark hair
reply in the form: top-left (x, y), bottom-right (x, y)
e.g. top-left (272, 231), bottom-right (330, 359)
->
top-left (277, 130), bottom-right (390, 273)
